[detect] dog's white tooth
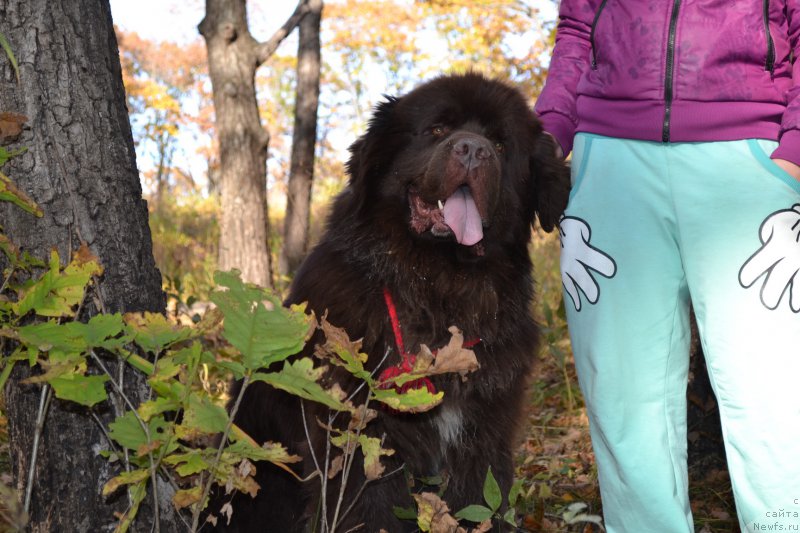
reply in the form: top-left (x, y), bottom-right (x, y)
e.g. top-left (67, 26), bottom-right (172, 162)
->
top-left (437, 200), bottom-right (444, 210)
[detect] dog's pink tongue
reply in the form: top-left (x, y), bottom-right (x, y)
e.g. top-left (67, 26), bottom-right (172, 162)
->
top-left (442, 187), bottom-right (483, 246)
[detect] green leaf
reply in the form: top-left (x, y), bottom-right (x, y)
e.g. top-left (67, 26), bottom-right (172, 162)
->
top-left (0, 33), bottom-right (20, 83)
top-left (49, 373), bottom-right (109, 407)
top-left (137, 397), bottom-right (180, 422)
top-left (251, 358), bottom-right (350, 412)
top-left (371, 385), bottom-right (443, 413)
top-left (209, 359), bottom-right (246, 380)
top-left (393, 506), bottom-right (417, 520)
top-left (503, 507), bottom-right (517, 526)
top-left (124, 312), bottom-right (194, 354)
top-left (115, 481), bottom-right (147, 533)
top-left (18, 315), bottom-right (126, 362)
top-left (109, 412), bottom-right (170, 452)
top-left (14, 248), bottom-right (102, 317)
top-left (356, 434), bottom-right (394, 480)
top-left (454, 504), bottom-right (493, 523)
top-left (210, 270), bottom-right (313, 370)
top-left (329, 432), bottom-right (394, 480)
top-left (102, 468), bottom-right (150, 497)
top-left (17, 320), bottom-right (88, 359)
top-left (224, 438), bottom-right (301, 467)
top-left (182, 393), bottom-right (229, 434)
top-left (508, 478), bottom-right (524, 507)
top-left (0, 235), bottom-right (45, 273)
top-left (483, 466), bottom-right (502, 512)
top-left (148, 380), bottom-right (185, 402)
top-left (0, 170), bottom-right (41, 217)
top-left (0, 146), bottom-right (26, 168)
top-left (163, 451), bottom-right (210, 477)
top-left (84, 313), bottom-right (129, 350)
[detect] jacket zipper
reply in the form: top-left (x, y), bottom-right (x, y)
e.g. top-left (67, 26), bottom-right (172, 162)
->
top-left (589, 0), bottom-right (609, 69)
top-left (662, 0), bottom-right (681, 143)
top-left (763, 0), bottom-right (775, 73)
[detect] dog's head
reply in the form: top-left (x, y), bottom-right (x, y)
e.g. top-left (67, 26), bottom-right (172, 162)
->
top-left (343, 73), bottom-right (569, 255)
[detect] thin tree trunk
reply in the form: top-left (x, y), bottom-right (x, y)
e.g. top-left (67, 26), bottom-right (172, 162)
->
top-left (280, 0), bottom-right (323, 276)
top-left (200, 0), bottom-right (312, 289)
top-left (0, 0), bottom-right (171, 531)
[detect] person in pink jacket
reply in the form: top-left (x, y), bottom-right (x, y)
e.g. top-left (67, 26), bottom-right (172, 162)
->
top-left (535, 2), bottom-right (800, 532)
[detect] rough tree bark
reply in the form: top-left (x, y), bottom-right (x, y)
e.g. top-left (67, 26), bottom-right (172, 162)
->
top-left (199, 0), bottom-right (313, 288)
top-left (0, 0), bottom-right (173, 530)
top-left (280, 0), bottom-right (323, 276)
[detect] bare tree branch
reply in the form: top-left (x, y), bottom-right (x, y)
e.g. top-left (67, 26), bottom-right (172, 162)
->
top-left (255, 0), bottom-right (313, 66)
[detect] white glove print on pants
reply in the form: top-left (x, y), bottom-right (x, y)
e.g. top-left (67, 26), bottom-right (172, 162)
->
top-left (559, 216), bottom-right (617, 311)
top-left (739, 203), bottom-right (800, 312)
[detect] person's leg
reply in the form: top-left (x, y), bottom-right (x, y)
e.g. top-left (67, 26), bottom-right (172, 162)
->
top-left (561, 134), bottom-right (694, 533)
top-left (673, 139), bottom-right (800, 532)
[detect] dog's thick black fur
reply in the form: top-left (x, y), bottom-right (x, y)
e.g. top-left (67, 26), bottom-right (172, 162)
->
top-left (210, 73), bottom-right (569, 532)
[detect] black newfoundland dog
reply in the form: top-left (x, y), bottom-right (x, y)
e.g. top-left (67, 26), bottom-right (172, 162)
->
top-left (215, 73), bottom-right (569, 532)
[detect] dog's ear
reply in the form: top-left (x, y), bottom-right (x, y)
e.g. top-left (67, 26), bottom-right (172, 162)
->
top-left (529, 133), bottom-right (570, 232)
top-left (345, 95), bottom-right (401, 211)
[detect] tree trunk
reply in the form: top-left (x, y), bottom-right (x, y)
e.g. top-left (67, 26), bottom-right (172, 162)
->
top-left (280, 0), bottom-right (323, 277)
top-left (199, 0), bottom-right (272, 288)
top-left (0, 0), bottom-right (171, 530)
top-left (200, 0), bottom-right (313, 289)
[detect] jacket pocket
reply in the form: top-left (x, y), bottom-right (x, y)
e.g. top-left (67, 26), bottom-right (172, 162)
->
top-left (589, 0), bottom-right (609, 70)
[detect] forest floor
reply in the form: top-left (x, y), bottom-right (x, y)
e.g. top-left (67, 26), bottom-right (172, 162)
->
top-left (514, 344), bottom-right (740, 533)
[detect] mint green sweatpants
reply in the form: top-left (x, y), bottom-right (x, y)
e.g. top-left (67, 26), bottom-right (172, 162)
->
top-left (560, 133), bottom-right (800, 533)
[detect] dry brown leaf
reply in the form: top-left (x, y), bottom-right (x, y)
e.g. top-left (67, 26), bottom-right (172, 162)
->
top-left (317, 317), bottom-right (365, 359)
top-left (328, 454), bottom-right (344, 479)
top-left (220, 502), bottom-right (233, 525)
top-left (413, 492), bottom-right (464, 533)
top-left (710, 508), bottom-right (731, 520)
top-left (414, 344), bottom-right (436, 372)
top-left (136, 440), bottom-right (162, 456)
top-left (364, 456), bottom-right (385, 481)
top-left (472, 519), bottom-right (492, 532)
top-left (348, 403), bottom-right (378, 431)
top-left (172, 487), bottom-right (202, 511)
top-left (429, 326), bottom-right (480, 379)
top-left (0, 112), bottom-right (26, 145)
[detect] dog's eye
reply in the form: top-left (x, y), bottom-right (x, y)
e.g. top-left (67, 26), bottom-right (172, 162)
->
top-left (430, 125), bottom-right (448, 137)
top-left (494, 141), bottom-right (505, 154)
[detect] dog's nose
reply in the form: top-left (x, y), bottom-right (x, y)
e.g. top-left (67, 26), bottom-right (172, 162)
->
top-left (453, 137), bottom-right (492, 170)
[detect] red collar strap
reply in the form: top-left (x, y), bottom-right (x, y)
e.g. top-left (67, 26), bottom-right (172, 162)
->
top-left (378, 287), bottom-right (481, 395)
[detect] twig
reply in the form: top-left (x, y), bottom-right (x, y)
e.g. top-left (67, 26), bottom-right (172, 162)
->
top-left (301, 400), bottom-right (323, 480)
top-left (339, 462), bottom-right (405, 527)
top-left (90, 411), bottom-right (137, 509)
top-left (90, 351), bottom-right (160, 532)
top-left (0, 265), bottom-right (14, 294)
top-left (329, 422), bottom-right (351, 533)
top-left (24, 384), bottom-right (52, 514)
top-left (329, 346), bottom-right (391, 428)
top-left (320, 417), bottom-right (332, 533)
top-left (344, 347), bottom-right (391, 404)
top-left (326, 347), bottom-right (392, 532)
top-left (191, 374), bottom-right (252, 532)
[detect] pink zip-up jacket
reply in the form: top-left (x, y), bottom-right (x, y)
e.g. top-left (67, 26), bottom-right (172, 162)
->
top-left (534, 0), bottom-right (800, 166)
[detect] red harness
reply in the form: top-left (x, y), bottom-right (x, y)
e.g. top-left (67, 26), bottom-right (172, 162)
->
top-left (378, 287), bottom-right (481, 394)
